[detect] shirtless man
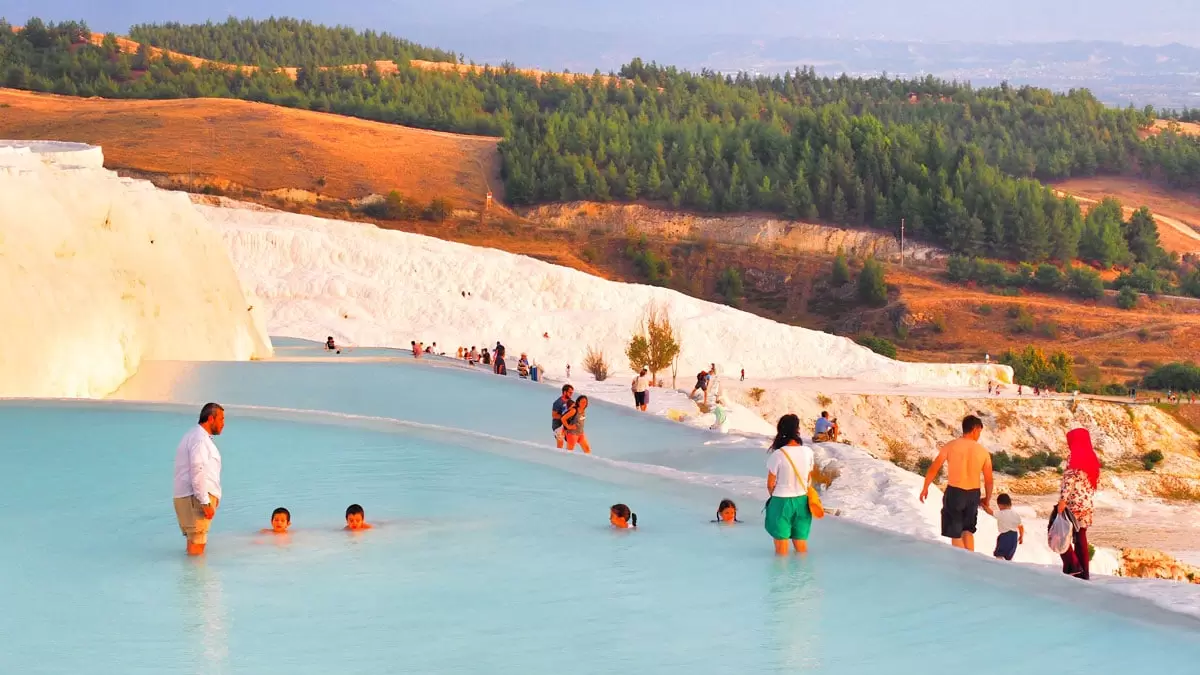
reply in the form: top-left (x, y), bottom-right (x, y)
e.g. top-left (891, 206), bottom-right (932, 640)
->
top-left (919, 415), bottom-right (994, 551)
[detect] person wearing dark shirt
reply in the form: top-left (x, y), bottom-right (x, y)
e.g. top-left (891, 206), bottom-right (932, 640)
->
top-left (551, 384), bottom-right (574, 450)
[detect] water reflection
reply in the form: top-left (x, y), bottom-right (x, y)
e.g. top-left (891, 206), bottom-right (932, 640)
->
top-left (767, 556), bottom-right (822, 671)
top-left (178, 558), bottom-right (228, 674)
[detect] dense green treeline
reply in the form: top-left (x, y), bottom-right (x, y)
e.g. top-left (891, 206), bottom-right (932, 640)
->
top-left (1141, 129), bottom-right (1200, 190)
top-left (128, 17), bottom-right (457, 67)
top-left (3, 18), bottom-right (1197, 268)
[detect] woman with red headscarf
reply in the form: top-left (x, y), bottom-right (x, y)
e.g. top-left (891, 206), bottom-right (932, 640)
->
top-left (1057, 428), bottom-right (1100, 580)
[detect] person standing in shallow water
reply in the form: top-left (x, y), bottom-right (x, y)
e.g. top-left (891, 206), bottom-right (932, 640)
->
top-left (765, 414), bottom-right (816, 555)
top-left (173, 403), bottom-right (225, 556)
top-left (1058, 428), bottom-right (1099, 580)
top-left (919, 415), bottom-right (994, 552)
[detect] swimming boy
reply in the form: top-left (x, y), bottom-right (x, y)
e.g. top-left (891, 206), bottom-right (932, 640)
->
top-left (993, 494), bottom-right (1024, 560)
top-left (345, 504), bottom-right (373, 531)
top-left (263, 507), bottom-right (291, 534)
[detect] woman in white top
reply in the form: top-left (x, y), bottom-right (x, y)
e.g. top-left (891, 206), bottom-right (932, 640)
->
top-left (765, 414), bottom-right (816, 555)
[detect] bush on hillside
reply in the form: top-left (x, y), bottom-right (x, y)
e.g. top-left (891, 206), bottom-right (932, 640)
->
top-left (857, 257), bottom-right (888, 307)
top-left (1143, 450), bottom-right (1165, 471)
top-left (1034, 263), bottom-right (1064, 291)
top-left (991, 450), bottom-right (1064, 477)
top-left (1066, 265), bottom-right (1105, 300)
top-left (831, 252), bottom-right (851, 287)
top-left (625, 237), bottom-right (672, 285)
top-left (856, 335), bottom-right (898, 359)
top-left (424, 197), bottom-right (451, 223)
top-left (1010, 308), bottom-right (1034, 334)
top-left (716, 267), bottom-right (744, 307)
top-left (1009, 263), bottom-right (1035, 288)
top-left (1115, 264), bottom-right (1166, 295)
top-left (583, 345), bottom-right (610, 382)
top-left (1116, 285), bottom-right (1139, 309)
top-left (1144, 362), bottom-right (1200, 392)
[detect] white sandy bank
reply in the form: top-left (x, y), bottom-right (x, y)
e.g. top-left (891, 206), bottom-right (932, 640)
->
top-left (201, 204), bottom-right (1009, 388)
top-left (0, 142), bottom-right (272, 398)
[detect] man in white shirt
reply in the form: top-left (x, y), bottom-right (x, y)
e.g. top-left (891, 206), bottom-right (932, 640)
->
top-left (631, 367), bottom-right (651, 411)
top-left (173, 402), bottom-right (225, 556)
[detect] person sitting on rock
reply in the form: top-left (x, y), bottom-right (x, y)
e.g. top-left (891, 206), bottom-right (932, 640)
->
top-left (813, 411), bottom-right (839, 443)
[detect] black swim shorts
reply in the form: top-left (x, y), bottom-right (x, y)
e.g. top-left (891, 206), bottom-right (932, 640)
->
top-left (634, 391), bottom-right (647, 406)
top-left (940, 486), bottom-right (981, 538)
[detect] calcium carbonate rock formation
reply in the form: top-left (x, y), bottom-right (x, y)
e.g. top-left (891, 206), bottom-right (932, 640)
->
top-left (0, 141), bottom-right (273, 397)
top-left (201, 201), bottom-right (1004, 387)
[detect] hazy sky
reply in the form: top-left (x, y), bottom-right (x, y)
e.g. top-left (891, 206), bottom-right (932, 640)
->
top-left (6, 1), bottom-right (1199, 50)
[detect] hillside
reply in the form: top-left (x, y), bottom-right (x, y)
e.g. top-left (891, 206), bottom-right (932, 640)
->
top-left (5, 85), bottom-right (1199, 383)
top-left (1053, 177), bottom-right (1200, 256)
top-left (0, 88), bottom-right (502, 210)
top-left (7, 17), bottom-right (1193, 268)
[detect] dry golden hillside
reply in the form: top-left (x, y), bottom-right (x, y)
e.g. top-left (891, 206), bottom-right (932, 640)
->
top-left (885, 264), bottom-right (1200, 372)
top-left (1145, 119), bottom-right (1200, 138)
top-left (0, 88), bottom-right (501, 209)
top-left (1053, 176), bottom-right (1200, 256)
top-left (76, 31), bottom-right (625, 85)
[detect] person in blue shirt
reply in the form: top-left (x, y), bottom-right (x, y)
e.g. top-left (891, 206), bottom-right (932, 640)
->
top-left (551, 384), bottom-right (575, 449)
top-left (813, 411), bottom-right (839, 442)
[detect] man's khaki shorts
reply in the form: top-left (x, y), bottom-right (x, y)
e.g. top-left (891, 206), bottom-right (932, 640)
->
top-left (174, 494), bottom-right (219, 545)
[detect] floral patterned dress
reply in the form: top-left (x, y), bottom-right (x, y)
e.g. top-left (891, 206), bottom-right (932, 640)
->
top-left (1060, 468), bottom-right (1095, 529)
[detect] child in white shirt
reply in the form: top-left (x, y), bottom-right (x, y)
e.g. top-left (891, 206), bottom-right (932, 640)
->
top-left (993, 493), bottom-right (1024, 560)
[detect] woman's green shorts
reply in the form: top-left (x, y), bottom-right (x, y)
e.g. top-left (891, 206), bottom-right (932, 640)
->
top-left (764, 495), bottom-right (812, 541)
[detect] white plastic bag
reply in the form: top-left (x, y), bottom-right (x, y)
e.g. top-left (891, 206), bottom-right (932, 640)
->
top-left (1048, 510), bottom-right (1075, 554)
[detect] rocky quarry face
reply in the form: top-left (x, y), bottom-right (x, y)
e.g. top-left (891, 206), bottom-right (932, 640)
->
top-left (524, 201), bottom-right (943, 261)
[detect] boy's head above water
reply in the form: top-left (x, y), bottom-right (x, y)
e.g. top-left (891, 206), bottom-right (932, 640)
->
top-left (270, 507), bottom-right (291, 533)
top-left (345, 503), bottom-right (371, 530)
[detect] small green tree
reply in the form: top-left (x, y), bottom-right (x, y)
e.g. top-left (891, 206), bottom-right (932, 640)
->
top-left (1034, 264), bottom-right (1063, 291)
top-left (857, 257), bottom-right (888, 307)
top-left (1116, 285), bottom-right (1139, 310)
top-left (831, 252), bottom-right (851, 286)
top-left (625, 334), bottom-right (650, 373)
top-left (715, 267), bottom-right (744, 307)
top-left (645, 304), bottom-right (681, 384)
top-left (1066, 265), bottom-right (1104, 300)
top-left (425, 197), bottom-right (451, 223)
top-left (628, 303), bottom-right (681, 384)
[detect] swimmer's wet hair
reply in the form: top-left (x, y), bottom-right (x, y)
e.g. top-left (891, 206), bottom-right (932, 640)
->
top-left (611, 503), bottom-right (637, 527)
top-left (346, 504), bottom-right (364, 518)
top-left (272, 507), bottom-right (291, 522)
top-left (562, 384), bottom-right (573, 393)
top-left (718, 499), bottom-right (737, 514)
top-left (198, 402), bottom-right (223, 424)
